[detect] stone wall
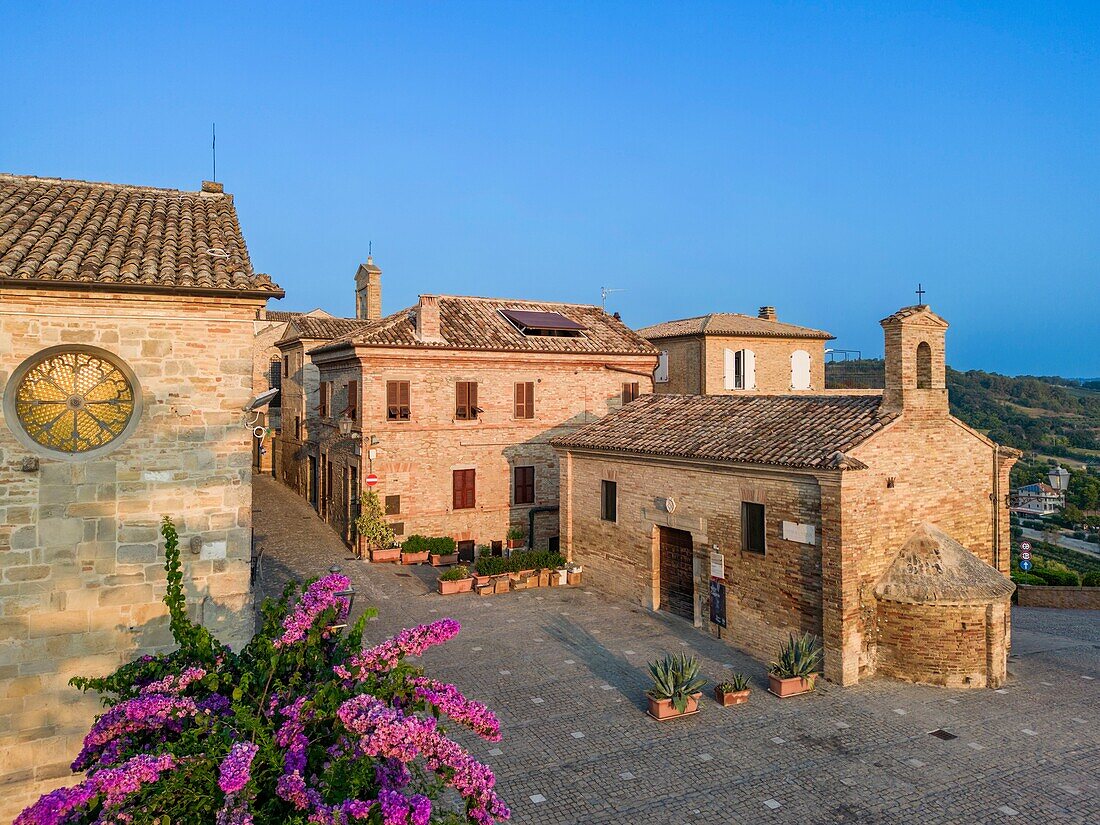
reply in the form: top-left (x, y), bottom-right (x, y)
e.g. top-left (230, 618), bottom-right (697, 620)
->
top-left (311, 348), bottom-right (657, 552)
top-left (1017, 585), bottom-right (1100, 610)
top-left (703, 335), bottom-right (827, 394)
top-left (251, 315), bottom-right (291, 472)
top-left (876, 599), bottom-right (1010, 688)
top-left (0, 287), bottom-right (260, 819)
top-left (557, 449), bottom-right (826, 665)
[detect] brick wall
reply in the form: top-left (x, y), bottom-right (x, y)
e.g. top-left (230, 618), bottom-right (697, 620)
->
top-left (311, 348), bottom-right (656, 551)
top-left (652, 337), bottom-right (703, 394)
top-left (558, 449), bottom-right (825, 665)
top-left (0, 288), bottom-right (260, 819)
top-left (1017, 585), bottom-right (1100, 610)
top-left (650, 334), bottom-right (826, 395)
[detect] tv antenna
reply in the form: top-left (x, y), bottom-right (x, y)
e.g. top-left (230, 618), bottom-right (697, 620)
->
top-left (600, 286), bottom-right (625, 309)
top-left (211, 123), bottom-right (216, 181)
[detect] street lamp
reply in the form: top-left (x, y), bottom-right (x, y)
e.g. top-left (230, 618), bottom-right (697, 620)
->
top-left (337, 416), bottom-right (354, 437)
top-left (327, 564), bottom-right (356, 629)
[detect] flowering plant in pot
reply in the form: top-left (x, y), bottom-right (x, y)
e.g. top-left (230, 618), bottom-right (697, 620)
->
top-left (16, 516), bottom-right (510, 825)
top-left (767, 632), bottom-right (822, 698)
top-left (355, 490), bottom-right (399, 562)
top-left (438, 564), bottom-right (474, 596)
top-left (646, 652), bottom-right (706, 720)
top-left (505, 526), bottom-right (525, 550)
top-left (714, 673), bottom-right (751, 707)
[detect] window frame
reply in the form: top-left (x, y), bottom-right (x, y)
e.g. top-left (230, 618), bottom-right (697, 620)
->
top-left (514, 381), bottom-right (535, 419)
top-left (741, 501), bottom-right (766, 554)
top-left (386, 380), bottom-right (411, 421)
top-left (514, 465), bottom-right (536, 505)
top-left (621, 381), bottom-right (640, 405)
top-left (600, 479), bottom-right (618, 523)
top-left (346, 379), bottom-right (358, 422)
top-left (452, 468), bottom-right (476, 510)
top-left (318, 381), bottom-right (330, 418)
top-left (385, 494), bottom-right (401, 516)
top-left (455, 380), bottom-right (479, 421)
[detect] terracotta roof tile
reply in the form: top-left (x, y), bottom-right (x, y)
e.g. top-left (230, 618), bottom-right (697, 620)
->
top-left (0, 173), bottom-right (282, 297)
top-left (313, 296), bottom-right (657, 356)
top-left (552, 392), bottom-right (895, 469)
top-left (637, 313), bottom-right (833, 341)
top-left (279, 316), bottom-right (370, 343)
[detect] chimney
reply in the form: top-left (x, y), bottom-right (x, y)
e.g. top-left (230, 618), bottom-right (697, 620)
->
top-left (415, 295), bottom-right (445, 343)
top-left (355, 256), bottom-right (383, 321)
top-left (201, 180), bottom-right (224, 194)
top-left (758, 306), bottom-right (777, 321)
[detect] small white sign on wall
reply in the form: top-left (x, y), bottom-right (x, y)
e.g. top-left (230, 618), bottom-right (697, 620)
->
top-left (782, 521), bottom-right (816, 545)
top-left (710, 550), bottom-right (725, 580)
top-left (200, 540), bottom-right (228, 561)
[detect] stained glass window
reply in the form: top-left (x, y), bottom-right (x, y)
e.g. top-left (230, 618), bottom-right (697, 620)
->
top-left (12, 350), bottom-right (136, 455)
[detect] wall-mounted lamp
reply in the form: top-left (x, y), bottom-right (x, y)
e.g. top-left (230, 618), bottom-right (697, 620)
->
top-left (338, 416), bottom-right (354, 437)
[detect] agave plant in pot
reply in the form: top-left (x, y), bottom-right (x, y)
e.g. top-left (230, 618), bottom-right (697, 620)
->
top-left (646, 652), bottom-right (707, 720)
top-left (768, 632), bottom-right (822, 698)
top-left (714, 673), bottom-right (751, 707)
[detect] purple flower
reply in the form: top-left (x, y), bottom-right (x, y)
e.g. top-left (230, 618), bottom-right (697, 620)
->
top-left (274, 573), bottom-right (351, 649)
top-left (409, 677), bottom-right (501, 741)
top-left (140, 666), bottom-right (207, 695)
top-left (72, 694), bottom-right (198, 771)
top-left (218, 741), bottom-right (259, 794)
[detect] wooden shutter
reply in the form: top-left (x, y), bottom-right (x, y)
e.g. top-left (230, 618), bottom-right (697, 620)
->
top-left (515, 466), bottom-right (535, 504)
top-left (515, 382), bottom-right (534, 418)
top-left (601, 480), bottom-right (617, 521)
top-left (387, 381), bottom-right (410, 420)
top-left (347, 380), bottom-right (358, 420)
top-left (456, 381), bottom-right (478, 419)
top-left (621, 382), bottom-right (639, 404)
top-left (453, 469), bottom-right (475, 509)
top-left (319, 382), bottom-right (329, 417)
top-left (724, 349), bottom-right (738, 390)
top-left (743, 350), bottom-right (756, 390)
top-left (654, 350), bottom-right (669, 383)
top-left (790, 350), bottom-right (811, 390)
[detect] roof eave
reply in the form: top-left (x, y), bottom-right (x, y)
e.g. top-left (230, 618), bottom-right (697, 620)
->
top-left (0, 277), bottom-right (284, 301)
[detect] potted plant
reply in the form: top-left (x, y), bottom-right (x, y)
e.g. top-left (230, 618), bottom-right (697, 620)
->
top-left (428, 536), bottom-right (459, 567)
top-left (356, 490), bottom-right (398, 562)
top-left (715, 674), bottom-right (750, 707)
top-left (437, 565), bottom-right (474, 595)
top-left (767, 633), bottom-right (822, 698)
top-left (647, 652), bottom-right (706, 721)
top-left (473, 555), bottom-right (508, 587)
top-left (400, 535), bottom-right (430, 565)
top-left (566, 563), bottom-right (582, 586)
top-left (506, 526), bottom-right (526, 550)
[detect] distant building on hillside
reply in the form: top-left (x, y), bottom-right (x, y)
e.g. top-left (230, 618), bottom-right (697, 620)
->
top-left (637, 307), bottom-right (834, 395)
top-left (1011, 466), bottom-right (1070, 516)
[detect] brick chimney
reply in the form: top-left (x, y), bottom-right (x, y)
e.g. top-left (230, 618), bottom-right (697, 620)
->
top-left (758, 306), bottom-right (777, 321)
top-left (355, 257), bottom-right (382, 321)
top-left (200, 180), bottom-right (224, 194)
top-left (415, 295), bottom-right (445, 343)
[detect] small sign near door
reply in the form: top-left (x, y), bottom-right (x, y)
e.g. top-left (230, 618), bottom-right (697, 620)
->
top-left (710, 550), bottom-right (725, 580)
top-left (709, 578), bottom-right (727, 628)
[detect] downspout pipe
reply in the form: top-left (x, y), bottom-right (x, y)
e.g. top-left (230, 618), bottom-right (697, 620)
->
top-left (992, 444), bottom-right (1001, 572)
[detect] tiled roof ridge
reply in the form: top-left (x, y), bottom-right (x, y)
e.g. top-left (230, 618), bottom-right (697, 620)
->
top-left (637, 312), bottom-right (833, 340)
top-left (427, 293), bottom-right (607, 309)
top-left (0, 172), bottom-right (227, 198)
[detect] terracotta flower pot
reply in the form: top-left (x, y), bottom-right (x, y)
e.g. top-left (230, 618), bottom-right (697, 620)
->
top-left (401, 551), bottom-right (429, 565)
top-left (537, 570), bottom-right (551, 587)
top-left (567, 571), bottom-right (582, 586)
top-left (507, 538), bottom-right (524, 549)
top-left (370, 547), bottom-right (401, 563)
top-left (767, 674), bottom-right (815, 698)
top-left (437, 577), bottom-right (473, 595)
top-left (646, 692), bottom-right (702, 721)
top-left (473, 574), bottom-right (493, 587)
top-left (430, 553), bottom-right (459, 567)
top-left (715, 687), bottom-right (750, 707)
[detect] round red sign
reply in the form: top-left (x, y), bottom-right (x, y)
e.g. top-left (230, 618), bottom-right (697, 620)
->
top-left (365, 473), bottom-right (379, 488)
top-left (1020, 541), bottom-right (1032, 552)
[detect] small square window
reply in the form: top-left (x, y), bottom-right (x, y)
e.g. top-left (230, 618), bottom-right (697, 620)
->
top-left (391, 521), bottom-right (404, 536)
top-left (385, 495), bottom-right (401, 515)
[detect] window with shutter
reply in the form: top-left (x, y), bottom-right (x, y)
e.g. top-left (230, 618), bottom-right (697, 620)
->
top-left (514, 465), bottom-right (535, 505)
top-left (790, 350), bottom-right (811, 390)
top-left (654, 351), bottom-right (669, 383)
top-left (726, 349), bottom-right (756, 390)
top-left (346, 380), bottom-right (358, 421)
top-left (452, 469), bottom-right (476, 509)
top-left (455, 381), bottom-right (479, 420)
top-left (318, 382), bottom-right (330, 418)
top-left (268, 360), bottom-right (282, 407)
top-left (386, 381), bottom-right (411, 421)
top-left (742, 502), bottom-right (766, 553)
top-left (514, 382), bottom-right (535, 419)
top-left (621, 382), bottom-right (639, 405)
top-left (282, 355), bottom-right (289, 378)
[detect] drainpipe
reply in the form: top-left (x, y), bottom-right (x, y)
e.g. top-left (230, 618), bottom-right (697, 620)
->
top-left (528, 505), bottom-right (559, 551)
top-left (992, 444), bottom-right (1001, 572)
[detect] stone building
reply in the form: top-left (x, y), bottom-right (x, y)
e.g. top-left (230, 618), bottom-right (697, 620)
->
top-left (308, 292), bottom-right (658, 555)
top-left (638, 307), bottom-right (833, 395)
top-left (251, 308), bottom-right (334, 474)
top-left (554, 304), bottom-right (1018, 689)
top-left (274, 314), bottom-right (369, 504)
top-left (0, 173), bottom-right (281, 817)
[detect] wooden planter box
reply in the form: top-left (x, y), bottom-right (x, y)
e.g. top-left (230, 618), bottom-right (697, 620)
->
top-left (430, 553), bottom-right (459, 567)
top-left (567, 571), bottom-right (582, 586)
top-left (550, 569), bottom-right (567, 587)
top-left (715, 687), bottom-right (750, 707)
top-left (767, 674), bottom-right (815, 698)
top-left (476, 583), bottom-right (494, 596)
top-left (646, 692), bottom-right (702, 721)
top-left (493, 577), bottom-right (511, 594)
top-left (401, 551), bottom-right (429, 565)
top-left (370, 547), bottom-right (401, 563)
top-left (507, 538), bottom-right (524, 550)
top-left (537, 570), bottom-right (551, 587)
top-left (438, 577), bottom-right (473, 595)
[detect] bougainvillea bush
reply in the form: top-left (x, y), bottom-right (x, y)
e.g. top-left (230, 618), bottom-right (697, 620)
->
top-left (17, 516), bottom-right (509, 825)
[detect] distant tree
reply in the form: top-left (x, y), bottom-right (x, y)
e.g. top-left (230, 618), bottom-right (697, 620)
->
top-left (355, 490), bottom-right (394, 554)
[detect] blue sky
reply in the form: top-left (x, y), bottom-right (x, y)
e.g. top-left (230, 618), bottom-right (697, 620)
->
top-left (3, 2), bottom-right (1098, 376)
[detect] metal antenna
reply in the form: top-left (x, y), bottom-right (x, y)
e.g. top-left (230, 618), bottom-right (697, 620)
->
top-left (212, 123), bottom-right (217, 181)
top-left (600, 286), bottom-right (625, 309)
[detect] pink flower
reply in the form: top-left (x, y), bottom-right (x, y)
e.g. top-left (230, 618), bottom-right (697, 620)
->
top-left (409, 677), bottom-right (501, 741)
top-left (73, 694), bottom-right (198, 771)
top-left (334, 619), bottom-right (460, 681)
top-left (218, 741), bottom-right (259, 794)
top-left (274, 573), bottom-right (351, 649)
top-left (140, 666), bottom-right (207, 695)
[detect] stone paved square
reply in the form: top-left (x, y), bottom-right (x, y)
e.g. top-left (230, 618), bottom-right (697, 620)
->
top-left (255, 476), bottom-right (1100, 824)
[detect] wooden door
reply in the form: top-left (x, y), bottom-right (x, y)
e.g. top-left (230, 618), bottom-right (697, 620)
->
top-left (659, 527), bottom-right (695, 621)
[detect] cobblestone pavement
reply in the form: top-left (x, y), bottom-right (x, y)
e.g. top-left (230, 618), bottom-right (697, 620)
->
top-left (253, 475), bottom-right (1099, 825)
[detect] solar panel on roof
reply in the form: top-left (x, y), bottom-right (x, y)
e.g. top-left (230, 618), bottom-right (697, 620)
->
top-left (500, 309), bottom-right (587, 331)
